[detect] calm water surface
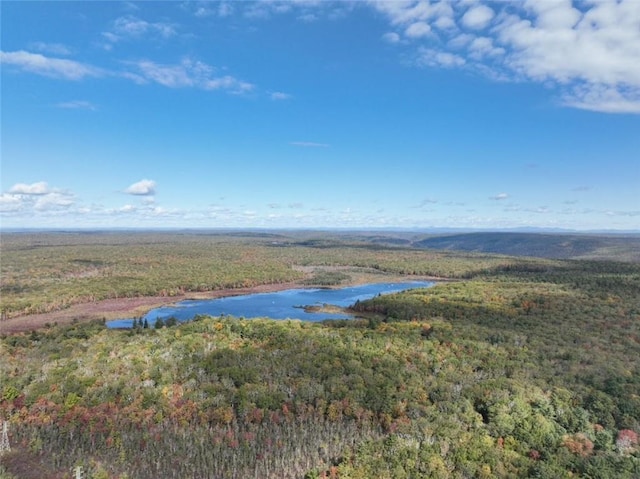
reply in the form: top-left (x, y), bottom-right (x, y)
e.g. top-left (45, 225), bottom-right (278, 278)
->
top-left (107, 281), bottom-right (434, 328)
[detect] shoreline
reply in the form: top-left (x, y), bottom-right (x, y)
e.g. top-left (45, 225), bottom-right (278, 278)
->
top-left (0, 275), bottom-right (445, 334)
top-left (0, 282), bottom-right (305, 335)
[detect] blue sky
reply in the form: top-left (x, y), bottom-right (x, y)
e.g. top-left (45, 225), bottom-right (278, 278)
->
top-left (1, 1), bottom-right (639, 230)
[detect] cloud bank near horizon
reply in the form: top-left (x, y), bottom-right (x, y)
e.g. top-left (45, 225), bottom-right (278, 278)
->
top-left (2, 178), bottom-right (638, 231)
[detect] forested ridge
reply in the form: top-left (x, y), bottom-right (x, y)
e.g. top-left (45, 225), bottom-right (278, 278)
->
top-left (1, 232), bottom-right (639, 478)
top-left (411, 232), bottom-right (640, 261)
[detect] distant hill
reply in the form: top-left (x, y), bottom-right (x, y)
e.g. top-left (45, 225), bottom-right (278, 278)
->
top-left (412, 232), bottom-right (640, 261)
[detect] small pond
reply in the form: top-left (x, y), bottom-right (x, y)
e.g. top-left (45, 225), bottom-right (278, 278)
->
top-left (107, 281), bottom-right (434, 328)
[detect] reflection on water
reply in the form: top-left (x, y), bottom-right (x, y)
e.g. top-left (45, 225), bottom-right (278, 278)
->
top-left (107, 281), bottom-right (434, 328)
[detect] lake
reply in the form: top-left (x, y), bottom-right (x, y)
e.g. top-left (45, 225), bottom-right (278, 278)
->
top-left (106, 281), bottom-right (434, 328)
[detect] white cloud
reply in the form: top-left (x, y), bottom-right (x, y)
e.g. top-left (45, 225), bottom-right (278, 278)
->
top-left (0, 194), bottom-right (23, 212)
top-left (298, 13), bottom-right (318, 23)
top-left (562, 83), bottom-right (640, 114)
top-left (114, 16), bottom-right (153, 36)
top-left (496, 9), bottom-right (640, 86)
top-left (204, 75), bottom-right (254, 93)
top-left (415, 198), bottom-right (438, 208)
top-left (55, 100), bottom-right (98, 111)
top-left (29, 42), bottom-right (71, 56)
top-left (125, 179), bottom-right (156, 196)
top-left (105, 15), bottom-right (176, 45)
top-left (527, 0), bottom-right (581, 30)
top-left (405, 21), bottom-right (431, 39)
top-left (132, 59), bottom-right (197, 88)
top-left (270, 91), bottom-right (292, 100)
top-left (34, 192), bottom-right (74, 211)
top-left (417, 48), bottom-right (465, 68)
top-left (382, 32), bottom-right (401, 44)
top-left (490, 193), bottom-right (510, 200)
top-left (1, 183), bottom-right (76, 214)
top-left (372, 1), bottom-right (441, 26)
top-left (433, 14), bottom-right (456, 30)
top-left (130, 58), bottom-right (254, 93)
top-left (607, 210), bottom-right (640, 217)
top-left (371, 1), bottom-right (640, 114)
top-left (448, 33), bottom-right (475, 49)
top-left (218, 3), bottom-right (234, 17)
top-left (182, 1), bottom-right (223, 18)
top-left (461, 5), bottom-right (495, 30)
top-left (244, 3), bottom-right (273, 19)
top-left (9, 181), bottom-right (49, 195)
top-left (468, 37), bottom-right (505, 58)
top-left (0, 51), bottom-right (102, 80)
top-left (526, 206), bottom-right (551, 214)
top-left (240, 0), bottom-right (343, 22)
top-left (494, 2), bottom-right (640, 112)
top-left (194, 6), bottom-right (214, 18)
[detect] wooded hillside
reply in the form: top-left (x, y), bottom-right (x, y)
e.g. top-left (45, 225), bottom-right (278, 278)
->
top-left (1, 232), bottom-right (639, 478)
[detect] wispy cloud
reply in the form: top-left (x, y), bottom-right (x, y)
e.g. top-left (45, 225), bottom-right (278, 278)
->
top-left (414, 198), bottom-right (438, 208)
top-left (382, 32), bottom-right (401, 44)
top-left (103, 15), bottom-right (176, 47)
top-left (298, 13), bottom-right (318, 23)
top-left (290, 141), bottom-right (329, 148)
top-left (0, 50), bottom-right (103, 80)
top-left (129, 58), bottom-right (254, 93)
top-left (270, 91), bottom-right (292, 100)
top-left (1, 49), bottom-right (257, 96)
top-left (218, 2), bottom-right (234, 18)
top-left (55, 100), bottom-right (97, 111)
top-left (606, 210), bottom-right (640, 217)
top-left (239, 1), bottom-right (352, 24)
top-left (124, 179), bottom-right (156, 196)
top-left (417, 47), bottom-right (465, 68)
top-left (29, 41), bottom-right (71, 56)
top-left (527, 206), bottom-right (551, 214)
top-left (490, 193), bottom-right (510, 201)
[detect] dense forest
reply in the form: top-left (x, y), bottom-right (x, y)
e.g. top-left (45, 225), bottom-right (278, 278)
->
top-left (1, 232), bottom-right (639, 478)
